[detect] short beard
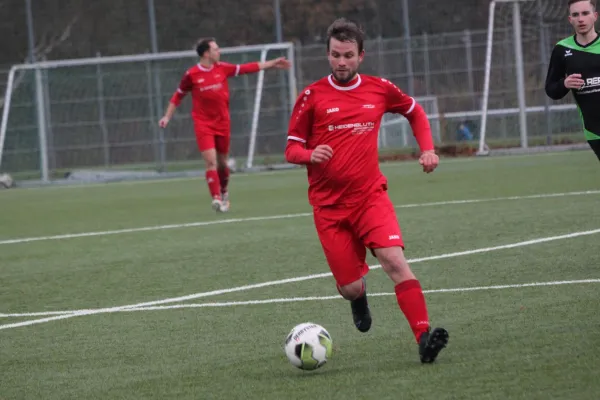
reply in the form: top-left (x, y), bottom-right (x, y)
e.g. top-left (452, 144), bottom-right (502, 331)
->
top-left (332, 70), bottom-right (357, 83)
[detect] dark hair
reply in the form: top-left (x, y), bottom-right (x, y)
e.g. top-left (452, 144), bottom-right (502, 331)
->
top-left (568, 0), bottom-right (596, 9)
top-left (196, 37), bottom-right (216, 57)
top-left (326, 18), bottom-right (364, 53)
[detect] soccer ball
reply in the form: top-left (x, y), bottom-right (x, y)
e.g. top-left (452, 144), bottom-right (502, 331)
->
top-left (0, 173), bottom-right (13, 189)
top-left (284, 322), bottom-right (333, 371)
top-left (226, 157), bottom-right (237, 172)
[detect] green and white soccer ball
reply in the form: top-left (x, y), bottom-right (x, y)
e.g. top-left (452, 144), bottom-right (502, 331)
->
top-left (284, 322), bottom-right (333, 371)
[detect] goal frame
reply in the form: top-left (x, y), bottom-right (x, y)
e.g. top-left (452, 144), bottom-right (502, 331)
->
top-left (0, 42), bottom-right (297, 181)
top-left (478, 0), bottom-right (534, 155)
top-left (379, 96), bottom-right (442, 148)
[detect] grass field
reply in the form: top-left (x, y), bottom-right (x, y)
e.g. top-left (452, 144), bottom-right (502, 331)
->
top-left (1, 151), bottom-right (599, 400)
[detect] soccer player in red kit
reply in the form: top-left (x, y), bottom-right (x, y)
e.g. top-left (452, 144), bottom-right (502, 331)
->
top-left (285, 19), bottom-right (449, 363)
top-left (159, 38), bottom-right (291, 212)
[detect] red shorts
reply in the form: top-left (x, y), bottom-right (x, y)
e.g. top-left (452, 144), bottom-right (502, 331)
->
top-left (193, 121), bottom-right (230, 154)
top-left (312, 190), bottom-right (404, 287)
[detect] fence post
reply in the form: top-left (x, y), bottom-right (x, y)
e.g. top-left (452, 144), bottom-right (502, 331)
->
top-left (512, 1), bottom-right (528, 148)
top-left (96, 52), bottom-right (110, 167)
top-left (401, 0), bottom-right (415, 95)
top-left (40, 55), bottom-right (55, 172)
top-left (537, 0), bottom-right (552, 144)
top-left (145, 58), bottom-right (161, 169)
top-left (423, 32), bottom-right (430, 96)
top-left (464, 29), bottom-right (477, 110)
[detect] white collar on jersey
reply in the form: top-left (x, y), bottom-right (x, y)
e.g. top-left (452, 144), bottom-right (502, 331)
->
top-left (197, 63), bottom-right (214, 72)
top-left (327, 74), bottom-right (361, 91)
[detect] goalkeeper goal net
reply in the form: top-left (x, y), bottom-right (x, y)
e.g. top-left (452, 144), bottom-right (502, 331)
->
top-left (477, 0), bottom-right (584, 155)
top-left (379, 96), bottom-right (442, 150)
top-left (0, 42), bottom-right (296, 182)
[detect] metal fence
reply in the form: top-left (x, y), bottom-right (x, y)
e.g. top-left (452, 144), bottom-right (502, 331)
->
top-left (0, 7), bottom-right (584, 179)
top-left (297, 19), bottom-right (579, 146)
top-left (0, 46), bottom-right (294, 179)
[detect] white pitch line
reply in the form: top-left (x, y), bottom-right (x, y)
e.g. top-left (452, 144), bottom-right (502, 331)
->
top-left (77, 278), bottom-right (600, 311)
top-left (391, 190), bottom-right (600, 208)
top-left (1, 227), bottom-right (599, 328)
top-left (0, 213), bottom-right (312, 245)
top-left (1, 190), bottom-right (599, 246)
top-left (0, 310), bottom-right (73, 317)
top-left (2, 278), bottom-right (599, 318)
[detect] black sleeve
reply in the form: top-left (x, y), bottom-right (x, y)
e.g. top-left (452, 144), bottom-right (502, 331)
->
top-left (545, 45), bottom-right (570, 100)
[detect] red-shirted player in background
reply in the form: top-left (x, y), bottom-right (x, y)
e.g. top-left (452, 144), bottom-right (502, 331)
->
top-left (285, 18), bottom-right (449, 364)
top-left (160, 38), bottom-right (291, 212)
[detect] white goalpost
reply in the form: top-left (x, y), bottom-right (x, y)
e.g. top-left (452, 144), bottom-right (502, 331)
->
top-left (478, 0), bottom-right (533, 155)
top-left (477, 0), bottom-right (580, 155)
top-left (0, 42), bottom-right (297, 182)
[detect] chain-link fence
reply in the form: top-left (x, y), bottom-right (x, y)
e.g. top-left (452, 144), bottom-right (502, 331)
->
top-left (0, 0), bottom-right (586, 180)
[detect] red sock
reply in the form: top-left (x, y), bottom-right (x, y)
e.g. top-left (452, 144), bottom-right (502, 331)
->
top-left (218, 167), bottom-right (230, 193)
top-left (205, 170), bottom-right (221, 199)
top-left (395, 279), bottom-right (430, 343)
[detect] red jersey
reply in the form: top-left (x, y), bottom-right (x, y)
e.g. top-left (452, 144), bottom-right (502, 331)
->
top-left (169, 61), bottom-right (260, 136)
top-left (286, 74), bottom-right (434, 207)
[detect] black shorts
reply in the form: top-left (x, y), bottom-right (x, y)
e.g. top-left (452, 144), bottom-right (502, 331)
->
top-left (589, 140), bottom-right (600, 161)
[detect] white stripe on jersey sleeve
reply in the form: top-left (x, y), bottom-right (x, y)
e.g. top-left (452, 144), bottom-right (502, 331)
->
top-left (405, 97), bottom-right (416, 114)
top-left (287, 135), bottom-right (306, 143)
top-left (235, 65), bottom-right (241, 76)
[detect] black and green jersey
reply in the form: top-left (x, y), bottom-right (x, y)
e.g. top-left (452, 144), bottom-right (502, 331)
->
top-left (545, 33), bottom-right (600, 141)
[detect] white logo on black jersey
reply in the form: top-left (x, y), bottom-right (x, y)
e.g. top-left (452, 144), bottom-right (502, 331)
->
top-left (585, 77), bottom-right (600, 87)
top-left (579, 76), bottom-right (600, 94)
top-left (565, 50), bottom-right (572, 57)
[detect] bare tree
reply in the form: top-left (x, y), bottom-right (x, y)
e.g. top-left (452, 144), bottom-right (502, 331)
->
top-left (0, 15), bottom-right (79, 109)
